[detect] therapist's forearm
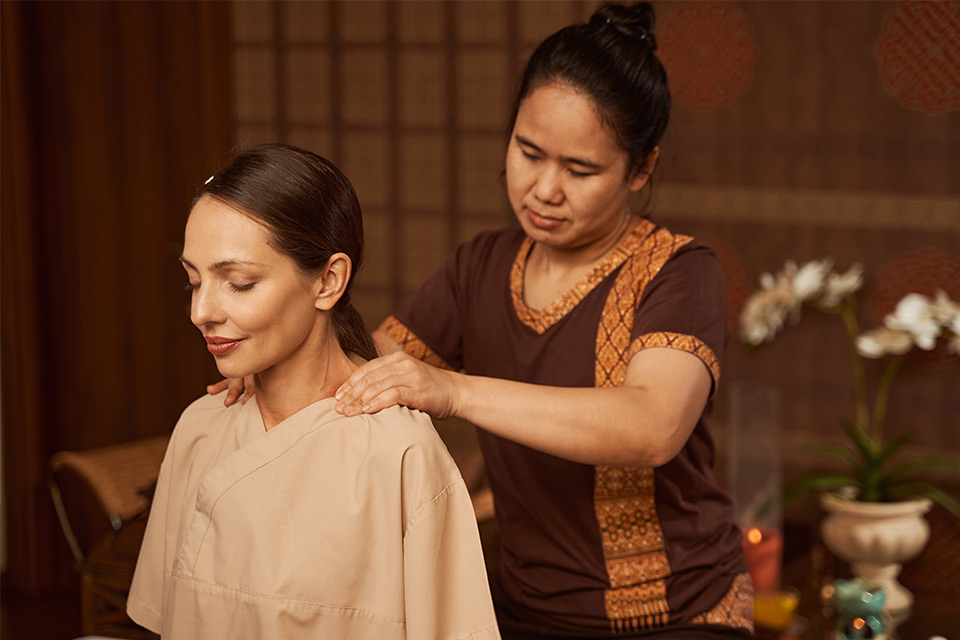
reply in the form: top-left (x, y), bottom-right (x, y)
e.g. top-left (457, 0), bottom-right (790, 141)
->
top-left (451, 373), bottom-right (694, 468)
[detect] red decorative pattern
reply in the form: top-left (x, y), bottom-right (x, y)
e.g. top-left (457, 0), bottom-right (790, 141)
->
top-left (657, 1), bottom-right (757, 110)
top-left (876, 1), bottom-right (960, 115)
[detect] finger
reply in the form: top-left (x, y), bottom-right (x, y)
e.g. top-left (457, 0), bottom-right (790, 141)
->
top-left (343, 385), bottom-right (404, 416)
top-left (336, 374), bottom-right (407, 416)
top-left (207, 379), bottom-right (230, 395)
top-left (335, 355), bottom-right (399, 401)
top-left (240, 375), bottom-right (256, 405)
top-left (224, 380), bottom-right (245, 407)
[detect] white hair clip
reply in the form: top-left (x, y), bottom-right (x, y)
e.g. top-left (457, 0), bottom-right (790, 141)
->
top-left (204, 175), bottom-right (214, 185)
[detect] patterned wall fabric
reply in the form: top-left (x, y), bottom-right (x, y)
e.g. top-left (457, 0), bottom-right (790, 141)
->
top-left (230, 0), bottom-right (960, 468)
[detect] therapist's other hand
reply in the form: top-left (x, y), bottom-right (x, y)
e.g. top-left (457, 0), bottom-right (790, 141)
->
top-left (206, 375), bottom-right (256, 406)
top-left (335, 351), bottom-right (459, 418)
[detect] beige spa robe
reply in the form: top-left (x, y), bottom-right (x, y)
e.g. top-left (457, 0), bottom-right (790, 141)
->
top-left (127, 392), bottom-right (499, 640)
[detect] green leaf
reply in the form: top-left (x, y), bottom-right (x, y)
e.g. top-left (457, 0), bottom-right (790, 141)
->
top-left (885, 481), bottom-right (960, 519)
top-left (875, 434), bottom-right (910, 467)
top-left (841, 418), bottom-right (877, 464)
top-left (885, 456), bottom-right (960, 480)
top-left (783, 473), bottom-right (856, 507)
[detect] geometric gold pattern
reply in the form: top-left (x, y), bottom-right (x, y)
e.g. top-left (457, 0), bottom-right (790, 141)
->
top-left (379, 315), bottom-right (454, 371)
top-left (510, 227), bottom-right (648, 335)
top-left (591, 220), bottom-right (697, 632)
top-left (627, 332), bottom-right (721, 390)
top-left (689, 572), bottom-right (755, 634)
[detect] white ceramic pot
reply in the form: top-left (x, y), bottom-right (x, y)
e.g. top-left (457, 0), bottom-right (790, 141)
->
top-left (820, 493), bottom-right (932, 623)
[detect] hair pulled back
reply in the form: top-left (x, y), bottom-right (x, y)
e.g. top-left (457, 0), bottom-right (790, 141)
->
top-left (508, 2), bottom-right (670, 175)
top-left (197, 143), bottom-right (377, 361)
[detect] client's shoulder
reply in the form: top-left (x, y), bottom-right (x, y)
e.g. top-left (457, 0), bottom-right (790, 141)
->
top-left (355, 404), bottom-right (442, 445)
top-left (353, 405), bottom-right (459, 469)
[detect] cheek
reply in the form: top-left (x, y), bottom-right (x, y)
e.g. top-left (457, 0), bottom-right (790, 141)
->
top-left (505, 155), bottom-right (529, 199)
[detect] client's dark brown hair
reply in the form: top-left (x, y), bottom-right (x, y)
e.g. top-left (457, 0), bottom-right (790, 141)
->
top-left (197, 143), bottom-right (376, 361)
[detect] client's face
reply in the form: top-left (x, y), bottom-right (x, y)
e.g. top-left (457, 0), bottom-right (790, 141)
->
top-left (181, 196), bottom-right (321, 380)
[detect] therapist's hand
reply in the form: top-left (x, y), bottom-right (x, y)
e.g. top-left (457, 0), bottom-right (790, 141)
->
top-left (335, 351), bottom-right (460, 418)
top-left (206, 375), bottom-right (256, 406)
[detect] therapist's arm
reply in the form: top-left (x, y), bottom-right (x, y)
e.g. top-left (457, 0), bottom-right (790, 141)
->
top-left (336, 330), bottom-right (711, 468)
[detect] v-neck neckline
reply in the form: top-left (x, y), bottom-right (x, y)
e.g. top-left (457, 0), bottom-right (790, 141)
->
top-left (510, 218), bottom-right (656, 334)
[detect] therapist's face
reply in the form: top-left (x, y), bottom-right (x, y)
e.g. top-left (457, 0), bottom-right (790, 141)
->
top-left (505, 83), bottom-right (652, 254)
top-left (181, 196), bottom-right (323, 380)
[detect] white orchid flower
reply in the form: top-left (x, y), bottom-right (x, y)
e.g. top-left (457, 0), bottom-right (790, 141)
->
top-left (793, 258), bottom-right (833, 302)
top-left (819, 264), bottom-right (864, 308)
top-left (856, 327), bottom-right (915, 358)
top-left (884, 293), bottom-right (941, 350)
top-left (740, 291), bottom-right (787, 345)
top-left (930, 290), bottom-right (960, 329)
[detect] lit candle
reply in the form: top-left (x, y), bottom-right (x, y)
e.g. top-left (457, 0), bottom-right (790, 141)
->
top-left (741, 526), bottom-right (783, 593)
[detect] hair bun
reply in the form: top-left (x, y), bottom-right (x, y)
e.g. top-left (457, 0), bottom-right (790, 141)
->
top-left (590, 2), bottom-right (657, 50)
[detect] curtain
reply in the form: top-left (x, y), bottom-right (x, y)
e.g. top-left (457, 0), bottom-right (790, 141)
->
top-left (2, 0), bottom-right (232, 593)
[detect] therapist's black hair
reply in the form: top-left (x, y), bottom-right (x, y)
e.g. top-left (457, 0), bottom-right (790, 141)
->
top-left (507, 2), bottom-right (670, 176)
top-left (196, 143), bottom-right (377, 361)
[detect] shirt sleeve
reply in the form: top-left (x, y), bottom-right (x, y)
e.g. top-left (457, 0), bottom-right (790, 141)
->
top-left (402, 476), bottom-right (501, 640)
top-left (383, 236), bottom-right (484, 371)
top-left (126, 444), bottom-right (173, 633)
top-left (629, 241), bottom-right (728, 390)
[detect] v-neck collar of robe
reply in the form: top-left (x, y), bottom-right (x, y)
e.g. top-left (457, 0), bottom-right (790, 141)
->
top-left (510, 218), bottom-right (657, 334)
top-left (175, 395), bottom-right (344, 576)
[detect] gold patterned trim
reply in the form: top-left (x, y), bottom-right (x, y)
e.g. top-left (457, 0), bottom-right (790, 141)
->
top-left (379, 316), bottom-right (454, 371)
top-left (594, 227), bottom-right (694, 388)
top-left (511, 219), bottom-right (658, 334)
top-left (627, 332), bottom-right (721, 389)
top-left (689, 572), bottom-right (754, 634)
top-left (592, 225), bottom-right (696, 632)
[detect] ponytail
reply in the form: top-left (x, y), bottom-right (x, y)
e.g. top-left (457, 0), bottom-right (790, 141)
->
top-left (333, 297), bottom-right (377, 361)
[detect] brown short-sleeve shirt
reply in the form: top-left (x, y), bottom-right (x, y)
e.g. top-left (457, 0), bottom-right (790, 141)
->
top-left (382, 220), bottom-right (752, 637)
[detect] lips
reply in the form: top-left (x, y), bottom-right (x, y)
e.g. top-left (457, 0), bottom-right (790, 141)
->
top-left (526, 207), bottom-right (564, 230)
top-left (205, 336), bottom-right (244, 356)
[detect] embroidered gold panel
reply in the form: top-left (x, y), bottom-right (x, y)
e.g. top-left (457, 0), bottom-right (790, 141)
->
top-left (592, 224), bottom-right (694, 632)
top-left (689, 572), bottom-right (755, 634)
top-left (380, 315), bottom-right (454, 370)
top-left (511, 220), bottom-right (658, 334)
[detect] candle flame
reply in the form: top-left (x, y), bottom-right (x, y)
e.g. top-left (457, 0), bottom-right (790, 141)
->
top-left (747, 527), bottom-right (762, 544)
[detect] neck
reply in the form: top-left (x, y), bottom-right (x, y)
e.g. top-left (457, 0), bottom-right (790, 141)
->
top-left (532, 212), bottom-right (637, 274)
top-left (254, 332), bottom-right (357, 431)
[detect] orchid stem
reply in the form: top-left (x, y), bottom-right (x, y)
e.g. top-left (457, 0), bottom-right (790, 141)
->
top-left (840, 299), bottom-right (870, 435)
top-left (872, 355), bottom-right (904, 444)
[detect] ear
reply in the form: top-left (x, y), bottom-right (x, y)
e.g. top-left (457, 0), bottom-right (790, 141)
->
top-left (314, 253), bottom-right (353, 311)
top-left (628, 146), bottom-right (660, 192)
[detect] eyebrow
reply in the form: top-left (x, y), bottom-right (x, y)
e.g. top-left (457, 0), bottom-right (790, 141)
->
top-left (515, 134), bottom-right (604, 170)
top-left (179, 255), bottom-right (263, 271)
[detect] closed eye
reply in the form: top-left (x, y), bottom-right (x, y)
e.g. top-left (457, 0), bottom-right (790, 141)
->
top-left (230, 282), bottom-right (256, 292)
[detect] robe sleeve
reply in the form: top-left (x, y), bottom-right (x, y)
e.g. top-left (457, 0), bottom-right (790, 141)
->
top-left (402, 478), bottom-right (500, 639)
top-left (126, 447), bottom-right (173, 633)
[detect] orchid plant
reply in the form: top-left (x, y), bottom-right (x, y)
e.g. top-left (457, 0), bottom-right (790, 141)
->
top-left (740, 258), bottom-right (960, 516)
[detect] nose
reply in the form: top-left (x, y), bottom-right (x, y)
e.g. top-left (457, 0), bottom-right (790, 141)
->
top-left (533, 163), bottom-right (564, 205)
top-left (190, 283), bottom-right (224, 328)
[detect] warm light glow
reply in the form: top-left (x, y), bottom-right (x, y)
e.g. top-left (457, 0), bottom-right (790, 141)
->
top-left (853, 618), bottom-right (866, 630)
top-left (747, 527), bottom-right (762, 544)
